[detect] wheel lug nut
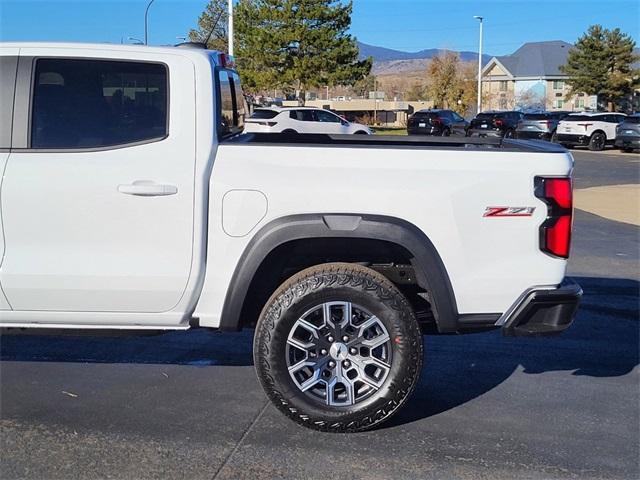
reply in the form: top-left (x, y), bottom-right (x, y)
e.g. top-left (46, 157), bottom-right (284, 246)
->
top-left (343, 360), bottom-right (351, 368)
top-left (328, 360), bottom-right (336, 368)
top-left (320, 349), bottom-right (327, 355)
top-left (342, 335), bottom-right (349, 342)
top-left (327, 336), bottom-right (334, 343)
top-left (349, 347), bottom-right (357, 355)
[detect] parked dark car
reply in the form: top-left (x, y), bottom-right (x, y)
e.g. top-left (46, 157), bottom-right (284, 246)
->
top-left (516, 111), bottom-right (572, 141)
top-left (467, 111), bottom-right (524, 138)
top-left (407, 109), bottom-right (469, 136)
top-left (614, 115), bottom-right (640, 152)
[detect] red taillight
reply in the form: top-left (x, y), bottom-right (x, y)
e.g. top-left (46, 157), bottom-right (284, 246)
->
top-left (544, 215), bottom-right (572, 258)
top-left (494, 119), bottom-right (504, 127)
top-left (536, 177), bottom-right (573, 258)
top-left (544, 178), bottom-right (572, 209)
top-left (431, 117), bottom-right (442, 126)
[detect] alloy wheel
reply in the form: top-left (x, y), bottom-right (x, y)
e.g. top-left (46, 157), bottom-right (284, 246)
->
top-left (286, 301), bottom-right (392, 406)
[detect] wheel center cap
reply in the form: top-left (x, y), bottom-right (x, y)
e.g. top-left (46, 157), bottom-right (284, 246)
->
top-left (329, 342), bottom-right (348, 361)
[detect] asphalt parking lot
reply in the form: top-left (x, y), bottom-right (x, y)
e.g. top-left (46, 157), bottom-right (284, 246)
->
top-left (1, 150), bottom-right (638, 480)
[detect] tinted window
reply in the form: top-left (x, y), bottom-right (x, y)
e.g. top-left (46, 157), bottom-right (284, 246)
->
top-left (412, 112), bottom-right (437, 119)
top-left (623, 116), bottom-right (640, 124)
top-left (31, 58), bottom-right (167, 149)
top-left (315, 110), bottom-right (341, 123)
top-left (217, 69), bottom-right (244, 138)
top-left (251, 109), bottom-right (279, 119)
top-left (230, 71), bottom-right (245, 129)
top-left (476, 113), bottom-right (502, 120)
top-left (451, 112), bottom-right (464, 122)
top-left (524, 113), bottom-right (550, 120)
top-left (290, 110), bottom-right (315, 121)
top-left (218, 71), bottom-right (234, 137)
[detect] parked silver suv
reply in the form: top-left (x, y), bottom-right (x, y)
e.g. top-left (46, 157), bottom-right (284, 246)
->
top-left (516, 111), bottom-right (572, 142)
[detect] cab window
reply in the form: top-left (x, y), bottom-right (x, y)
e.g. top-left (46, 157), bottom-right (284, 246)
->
top-left (217, 69), bottom-right (245, 139)
top-left (31, 58), bottom-right (168, 149)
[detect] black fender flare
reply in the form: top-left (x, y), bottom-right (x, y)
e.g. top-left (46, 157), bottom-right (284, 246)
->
top-left (219, 214), bottom-right (459, 332)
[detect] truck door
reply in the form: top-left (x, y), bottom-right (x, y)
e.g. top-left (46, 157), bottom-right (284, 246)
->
top-left (0, 50), bottom-right (197, 315)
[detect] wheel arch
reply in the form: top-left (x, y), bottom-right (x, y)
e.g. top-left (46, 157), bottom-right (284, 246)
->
top-left (218, 213), bottom-right (458, 333)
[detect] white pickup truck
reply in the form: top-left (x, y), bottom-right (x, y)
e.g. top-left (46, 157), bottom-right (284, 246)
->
top-left (0, 43), bottom-right (581, 432)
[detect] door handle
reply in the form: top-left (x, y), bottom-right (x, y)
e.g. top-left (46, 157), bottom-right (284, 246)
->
top-left (118, 180), bottom-right (178, 197)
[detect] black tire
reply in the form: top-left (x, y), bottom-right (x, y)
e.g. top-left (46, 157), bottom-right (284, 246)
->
top-left (622, 147), bottom-right (634, 153)
top-left (504, 129), bottom-right (516, 139)
top-left (354, 130), bottom-right (369, 135)
top-left (281, 129), bottom-right (298, 134)
top-left (589, 132), bottom-right (606, 151)
top-left (441, 128), bottom-right (451, 137)
top-left (254, 262), bottom-right (423, 432)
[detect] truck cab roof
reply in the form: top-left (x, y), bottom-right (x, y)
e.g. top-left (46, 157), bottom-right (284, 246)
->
top-left (0, 41), bottom-right (231, 67)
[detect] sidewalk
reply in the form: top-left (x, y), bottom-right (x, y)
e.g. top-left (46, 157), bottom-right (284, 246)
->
top-left (574, 184), bottom-right (640, 226)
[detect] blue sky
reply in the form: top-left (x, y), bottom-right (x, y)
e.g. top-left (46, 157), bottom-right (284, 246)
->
top-left (0, 0), bottom-right (637, 56)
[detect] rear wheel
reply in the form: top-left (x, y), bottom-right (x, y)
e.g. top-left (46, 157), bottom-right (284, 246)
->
top-left (282, 129), bottom-right (298, 134)
top-left (589, 132), bottom-right (606, 151)
top-left (441, 128), bottom-right (451, 137)
top-left (354, 130), bottom-right (369, 135)
top-left (504, 129), bottom-right (516, 139)
top-left (254, 262), bottom-right (423, 432)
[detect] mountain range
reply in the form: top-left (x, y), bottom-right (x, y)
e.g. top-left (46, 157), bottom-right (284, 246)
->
top-left (357, 41), bottom-right (492, 75)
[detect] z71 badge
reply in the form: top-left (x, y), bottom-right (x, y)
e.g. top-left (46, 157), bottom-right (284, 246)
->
top-left (483, 206), bottom-right (535, 217)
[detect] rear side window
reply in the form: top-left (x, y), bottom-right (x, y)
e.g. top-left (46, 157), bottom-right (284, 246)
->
top-left (624, 116), bottom-right (640, 124)
top-left (251, 109), bottom-right (279, 119)
top-left (290, 110), bottom-right (315, 121)
top-left (217, 69), bottom-right (245, 138)
top-left (31, 58), bottom-right (168, 149)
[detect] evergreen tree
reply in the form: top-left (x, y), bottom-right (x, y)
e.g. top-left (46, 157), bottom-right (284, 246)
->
top-left (234, 0), bottom-right (371, 100)
top-left (561, 25), bottom-right (639, 111)
top-left (189, 0), bottom-right (229, 52)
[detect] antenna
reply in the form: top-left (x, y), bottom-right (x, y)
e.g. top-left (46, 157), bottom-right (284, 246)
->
top-left (203, 8), bottom-right (226, 48)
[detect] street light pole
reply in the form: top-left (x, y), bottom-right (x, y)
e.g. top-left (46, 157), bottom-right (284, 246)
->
top-left (144, 0), bottom-right (156, 45)
top-left (228, 0), bottom-right (234, 56)
top-left (474, 15), bottom-right (483, 114)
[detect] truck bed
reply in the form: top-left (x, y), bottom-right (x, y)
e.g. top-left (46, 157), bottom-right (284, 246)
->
top-left (224, 132), bottom-right (568, 153)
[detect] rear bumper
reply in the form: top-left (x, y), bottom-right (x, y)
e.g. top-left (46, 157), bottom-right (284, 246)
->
top-left (496, 279), bottom-right (582, 337)
top-left (407, 126), bottom-right (441, 135)
top-left (468, 128), bottom-right (503, 137)
top-left (556, 133), bottom-right (589, 146)
top-left (517, 130), bottom-right (552, 140)
top-left (614, 136), bottom-right (640, 149)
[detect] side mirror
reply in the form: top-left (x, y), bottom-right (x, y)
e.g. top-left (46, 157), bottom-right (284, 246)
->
top-left (341, 120), bottom-right (349, 126)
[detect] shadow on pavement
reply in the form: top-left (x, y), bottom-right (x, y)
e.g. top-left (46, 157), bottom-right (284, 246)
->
top-left (389, 275), bottom-right (639, 427)
top-left (1, 276), bottom-right (638, 426)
